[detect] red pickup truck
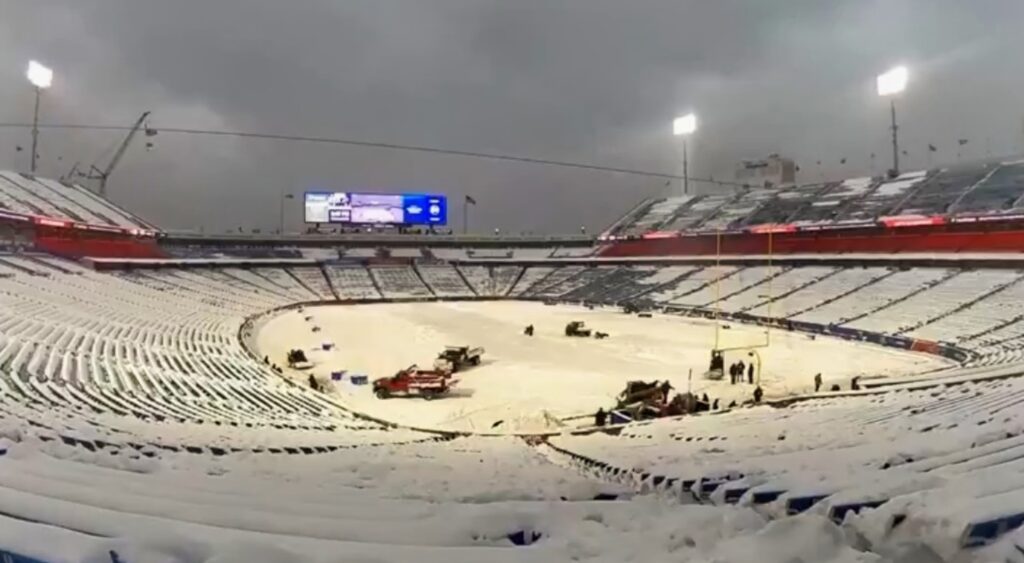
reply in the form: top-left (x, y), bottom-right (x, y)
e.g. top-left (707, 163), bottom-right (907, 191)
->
top-left (373, 366), bottom-right (456, 400)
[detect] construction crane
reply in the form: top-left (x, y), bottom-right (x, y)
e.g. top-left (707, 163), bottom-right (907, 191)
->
top-left (80, 111), bottom-right (156, 197)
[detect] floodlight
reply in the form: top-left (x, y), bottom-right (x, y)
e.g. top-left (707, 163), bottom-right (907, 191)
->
top-left (673, 113), bottom-right (697, 136)
top-left (27, 61), bottom-right (53, 89)
top-left (877, 66), bottom-right (907, 97)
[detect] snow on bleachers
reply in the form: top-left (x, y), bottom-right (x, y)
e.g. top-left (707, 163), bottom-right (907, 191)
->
top-left (369, 266), bottom-right (432, 298)
top-left (877, 270), bottom-right (1023, 339)
top-left (491, 266), bottom-right (523, 296)
top-left (660, 193), bottom-right (734, 231)
top-left (552, 376), bottom-right (1024, 550)
top-left (616, 196), bottom-right (694, 236)
top-left (325, 265), bottom-right (382, 300)
top-left (561, 266), bottom-right (649, 302)
top-left (416, 263), bottom-right (475, 297)
top-left (741, 183), bottom-right (827, 226)
top-left (533, 266), bottom-right (618, 299)
top-left (588, 265), bottom-right (697, 304)
top-left (0, 172), bottom-right (77, 220)
top-left (523, 265), bottom-right (586, 297)
top-left (783, 268), bottom-right (934, 324)
top-left (839, 268), bottom-right (957, 332)
top-left (251, 267), bottom-right (322, 302)
top-left (835, 170), bottom-right (928, 223)
top-left (916, 276), bottom-right (1024, 344)
top-left (0, 262), bottom-right (373, 442)
top-left (0, 171), bottom-right (150, 229)
top-left (8, 254), bottom-right (1024, 557)
top-left (0, 429), bottom-right (658, 562)
top-left (456, 264), bottom-right (523, 297)
top-left (896, 165), bottom-right (993, 216)
top-left (952, 161), bottom-right (1024, 215)
top-left (599, 162), bottom-right (1023, 235)
top-left (646, 266), bottom-right (738, 304)
top-left (222, 267), bottom-right (310, 302)
top-left (716, 266), bottom-right (833, 314)
top-left (287, 266), bottom-right (336, 300)
top-left (767, 267), bottom-right (886, 320)
top-left (508, 266), bottom-right (557, 296)
top-left (788, 178), bottom-right (875, 225)
top-left (699, 190), bottom-right (777, 232)
top-left (12, 174), bottom-right (108, 225)
top-left (672, 266), bottom-right (778, 308)
top-left (456, 265), bottom-right (493, 295)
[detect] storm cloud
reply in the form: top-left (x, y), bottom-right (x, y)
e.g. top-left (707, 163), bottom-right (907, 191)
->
top-left (1, 0), bottom-right (1023, 233)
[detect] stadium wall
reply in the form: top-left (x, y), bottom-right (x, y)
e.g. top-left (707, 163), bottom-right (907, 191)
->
top-left (599, 221), bottom-right (1024, 257)
top-left (33, 228), bottom-right (164, 259)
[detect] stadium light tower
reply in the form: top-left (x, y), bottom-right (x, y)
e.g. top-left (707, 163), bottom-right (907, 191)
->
top-left (26, 60), bottom-right (54, 175)
top-left (877, 65), bottom-right (908, 177)
top-left (673, 113), bottom-right (697, 195)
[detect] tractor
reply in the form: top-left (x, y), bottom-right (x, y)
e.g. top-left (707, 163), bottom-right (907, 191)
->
top-left (565, 321), bottom-right (592, 337)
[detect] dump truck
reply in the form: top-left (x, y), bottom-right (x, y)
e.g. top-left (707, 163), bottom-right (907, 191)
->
top-left (434, 345), bottom-right (484, 373)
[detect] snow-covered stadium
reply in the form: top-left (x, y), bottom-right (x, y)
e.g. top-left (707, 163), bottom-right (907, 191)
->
top-left (4, 161), bottom-right (1024, 562)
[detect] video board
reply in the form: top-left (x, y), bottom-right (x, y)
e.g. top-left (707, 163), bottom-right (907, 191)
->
top-left (304, 192), bottom-right (447, 225)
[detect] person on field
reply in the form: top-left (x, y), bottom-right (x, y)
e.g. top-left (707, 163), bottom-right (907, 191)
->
top-left (747, 362), bottom-right (755, 385)
top-left (595, 408), bottom-right (607, 427)
top-left (753, 386), bottom-right (764, 403)
top-left (814, 373), bottom-right (822, 392)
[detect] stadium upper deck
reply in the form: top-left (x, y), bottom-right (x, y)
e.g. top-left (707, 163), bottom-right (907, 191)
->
top-left (603, 160), bottom-right (1024, 239)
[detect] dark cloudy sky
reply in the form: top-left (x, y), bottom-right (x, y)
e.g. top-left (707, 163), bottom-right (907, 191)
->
top-left (2, 0), bottom-right (1023, 234)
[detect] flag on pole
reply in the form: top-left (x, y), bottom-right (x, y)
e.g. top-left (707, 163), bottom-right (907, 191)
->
top-left (465, 195), bottom-right (477, 205)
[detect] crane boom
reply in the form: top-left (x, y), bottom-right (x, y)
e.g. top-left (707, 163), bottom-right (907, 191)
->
top-left (89, 111), bottom-right (151, 197)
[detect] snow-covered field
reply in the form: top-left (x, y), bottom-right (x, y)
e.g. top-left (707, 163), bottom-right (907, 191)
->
top-left (255, 301), bottom-right (948, 432)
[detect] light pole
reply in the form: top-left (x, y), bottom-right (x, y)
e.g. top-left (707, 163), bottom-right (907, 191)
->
top-left (877, 66), bottom-right (908, 178)
top-left (26, 61), bottom-right (54, 174)
top-left (673, 113), bottom-right (697, 195)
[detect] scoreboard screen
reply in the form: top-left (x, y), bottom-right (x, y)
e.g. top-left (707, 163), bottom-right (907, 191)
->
top-left (304, 192), bottom-right (447, 225)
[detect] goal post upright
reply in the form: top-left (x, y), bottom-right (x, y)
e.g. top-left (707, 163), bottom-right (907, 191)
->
top-left (714, 228), bottom-right (722, 350)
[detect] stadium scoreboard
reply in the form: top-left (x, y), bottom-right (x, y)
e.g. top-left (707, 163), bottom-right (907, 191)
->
top-left (304, 192), bottom-right (447, 225)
